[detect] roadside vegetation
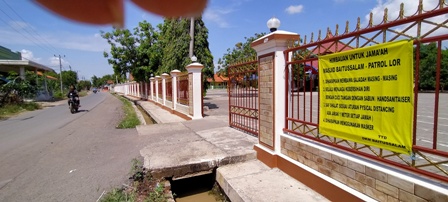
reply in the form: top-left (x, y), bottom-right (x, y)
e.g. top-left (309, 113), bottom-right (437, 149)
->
top-left (100, 18), bottom-right (214, 96)
top-left (116, 95), bottom-right (140, 128)
top-left (0, 102), bottom-right (41, 120)
top-left (100, 158), bottom-right (168, 202)
top-left (0, 70), bottom-right (93, 119)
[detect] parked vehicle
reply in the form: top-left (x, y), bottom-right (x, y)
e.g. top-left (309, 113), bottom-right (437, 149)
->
top-left (68, 92), bottom-right (79, 114)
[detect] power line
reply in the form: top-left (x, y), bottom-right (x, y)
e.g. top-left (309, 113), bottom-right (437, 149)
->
top-left (0, 11), bottom-right (54, 55)
top-left (0, 17), bottom-right (54, 55)
top-left (0, 3), bottom-right (56, 55)
top-left (1, 0), bottom-right (60, 54)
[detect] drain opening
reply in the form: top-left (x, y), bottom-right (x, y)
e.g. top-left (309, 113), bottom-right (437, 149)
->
top-left (169, 172), bottom-right (229, 202)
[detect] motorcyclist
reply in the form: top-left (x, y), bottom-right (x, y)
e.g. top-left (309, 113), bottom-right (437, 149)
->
top-left (67, 85), bottom-right (80, 107)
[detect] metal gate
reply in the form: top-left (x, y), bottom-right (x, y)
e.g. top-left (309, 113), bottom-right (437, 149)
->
top-left (228, 60), bottom-right (259, 136)
top-left (284, 1), bottom-right (448, 182)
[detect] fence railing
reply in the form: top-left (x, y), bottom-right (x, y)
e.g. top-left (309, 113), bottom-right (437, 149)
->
top-left (112, 66), bottom-right (204, 119)
top-left (166, 77), bottom-right (172, 102)
top-left (177, 73), bottom-right (189, 106)
top-left (228, 60), bottom-right (259, 136)
top-left (283, 1), bottom-right (448, 182)
top-left (158, 81), bottom-right (162, 99)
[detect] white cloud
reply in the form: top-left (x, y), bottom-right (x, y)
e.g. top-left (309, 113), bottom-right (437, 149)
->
top-left (203, 9), bottom-right (230, 28)
top-left (0, 21), bottom-right (110, 53)
top-left (49, 56), bottom-right (69, 70)
top-left (8, 21), bottom-right (35, 31)
top-left (53, 32), bottom-right (110, 52)
top-left (285, 5), bottom-right (304, 15)
top-left (21, 49), bottom-right (41, 62)
top-left (366, 0), bottom-right (447, 37)
top-left (203, 0), bottom-right (242, 28)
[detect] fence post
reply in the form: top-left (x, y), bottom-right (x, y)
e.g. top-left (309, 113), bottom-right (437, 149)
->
top-left (137, 82), bottom-right (141, 98)
top-left (125, 83), bottom-right (129, 95)
top-left (150, 77), bottom-right (155, 101)
top-left (186, 62), bottom-right (204, 119)
top-left (251, 30), bottom-right (299, 153)
top-left (144, 82), bottom-right (147, 100)
top-left (161, 73), bottom-right (169, 106)
top-left (132, 83), bottom-right (135, 96)
top-left (131, 83), bottom-right (135, 96)
top-left (155, 76), bottom-right (161, 103)
top-left (171, 70), bottom-right (181, 110)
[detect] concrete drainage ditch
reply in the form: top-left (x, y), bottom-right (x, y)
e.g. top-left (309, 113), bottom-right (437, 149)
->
top-left (132, 101), bottom-right (229, 202)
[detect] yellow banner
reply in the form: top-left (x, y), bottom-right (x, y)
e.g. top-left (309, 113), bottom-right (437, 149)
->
top-left (318, 40), bottom-right (414, 154)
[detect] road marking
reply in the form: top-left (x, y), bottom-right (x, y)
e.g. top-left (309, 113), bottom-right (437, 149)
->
top-left (419, 139), bottom-right (448, 148)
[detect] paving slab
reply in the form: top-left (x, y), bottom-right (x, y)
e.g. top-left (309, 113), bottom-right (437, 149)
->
top-left (136, 122), bottom-right (189, 136)
top-left (140, 140), bottom-right (228, 179)
top-left (136, 100), bottom-right (185, 123)
top-left (182, 117), bottom-right (229, 132)
top-left (217, 160), bottom-right (330, 202)
top-left (196, 127), bottom-right (257, 158)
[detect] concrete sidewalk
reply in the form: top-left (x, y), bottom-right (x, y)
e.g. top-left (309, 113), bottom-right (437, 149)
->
top-left (123, 94), bottom-right (329, 202)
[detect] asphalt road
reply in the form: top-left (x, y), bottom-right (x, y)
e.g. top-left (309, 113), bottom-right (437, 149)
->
top-left (0, 92), bottom-right (149, 202)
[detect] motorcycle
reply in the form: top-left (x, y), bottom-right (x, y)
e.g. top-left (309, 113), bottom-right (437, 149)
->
top-left (68, 93), bottom-right (80, 114)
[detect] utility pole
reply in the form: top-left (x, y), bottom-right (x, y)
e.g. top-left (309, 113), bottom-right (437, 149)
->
top-left (54, 54), bottom-right (64, 94)
top-left (189, 17), bottom-right (194, 58)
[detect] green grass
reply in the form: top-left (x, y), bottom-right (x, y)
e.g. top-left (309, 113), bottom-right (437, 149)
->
top-left (116, 95), bottom-right (140, 129)
top-left (0, 102), bottom-right (41, 120)
top-left (100, 188), bottom-right (136, 202)
top-left (100, 158), bottom-right (167, 202)
top-left (78, 91), bottom-right (88, 97)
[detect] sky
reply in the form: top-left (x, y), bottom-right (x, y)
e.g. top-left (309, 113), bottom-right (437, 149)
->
top-left (0, 0), bottom-right (443, 80)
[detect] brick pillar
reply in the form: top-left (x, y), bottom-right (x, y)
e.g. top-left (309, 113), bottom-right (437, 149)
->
top-left (251, 30), bottom-right (299, 153)
top-left (258, 55), bottom-right (275, 148)
top-left (171, 70), bottom-right (181, 110)
top-left (186, 62), bottom-right (204, 119)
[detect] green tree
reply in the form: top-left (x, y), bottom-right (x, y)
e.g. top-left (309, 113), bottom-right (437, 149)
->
top-left (92, 74), bottom-right (120, 88)
top-left (91, 75), bottom-right (101, 88)
top-left (417, 43), bottom-right (448, 91)
top-left (43, 71), bottom-right (60, 94)
top-left (0, 71), bottom-right (38, 106)
top-left (61, 70), bottom-right (78, 88)
top-left (78, 80), bottom-right (92, 90)
top-left (158, 18), bottom-right (190, 74)
top-left (133, 21), bottom-right (161, 82)
top-left (158, 17), bottom-right (214, 92)
top-left (101, 21), bottom-right (160, 82)
top-left (192, 17), bottom-right (214, 91)
top-left (101, 28), bottom-right (137, 80)
top-left (101, 74), bottom-right (115, 85)
top-left (217, 33), bottom-right (265, 77)
top-left (101, 18), bottom-right (214, 92)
